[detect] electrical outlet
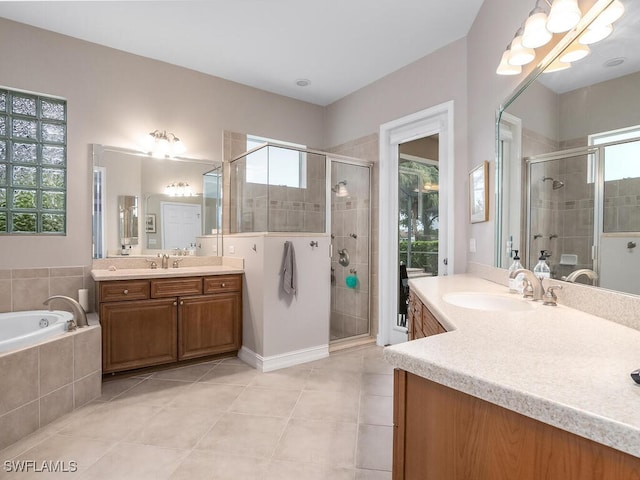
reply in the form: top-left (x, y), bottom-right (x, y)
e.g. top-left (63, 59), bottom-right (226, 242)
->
top-left (228, 245), bottom-right (235, 254)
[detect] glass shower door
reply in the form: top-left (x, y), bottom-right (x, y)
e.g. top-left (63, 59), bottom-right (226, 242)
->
top-left (329, 160), bottom-right (371, 342)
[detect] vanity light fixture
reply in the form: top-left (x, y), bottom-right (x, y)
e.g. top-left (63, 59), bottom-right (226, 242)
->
top-left (596, 0), bottom-right (624, 25)
top-left (546, 0), bottom-right (582, 34)
top-left (578, 22), bottom-right (613, 45)
top-left (496, 45), bottom-right (522, 75)
top-left (508, 28), bottom-right (536, 66)
top-left (145, 130), bottom-right (186, 158)
top-left (558, 41), bottom-right (590, 63)
top-left (165, 181), bottom-right (193, 197)
top-left (542, 56), bottom-right (571, 73)
top-left (522, 0), bottom-right (553, 48)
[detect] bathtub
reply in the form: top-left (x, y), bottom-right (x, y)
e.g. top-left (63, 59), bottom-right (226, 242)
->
top-left (0, 310), bottom-right (72, 354)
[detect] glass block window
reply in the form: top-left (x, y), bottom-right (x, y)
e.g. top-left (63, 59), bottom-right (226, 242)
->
top-left (0, 88), bottom-right (66, 234)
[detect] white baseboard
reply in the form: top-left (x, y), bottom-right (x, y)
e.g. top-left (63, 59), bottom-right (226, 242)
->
top-left (238, 344), bottom-right (329, 372)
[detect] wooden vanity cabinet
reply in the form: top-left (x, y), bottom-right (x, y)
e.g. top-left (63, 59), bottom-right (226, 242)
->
top-left (393, 370), bottom-right (640, 480)
top-left (407, 290), bottom-right (446, 340)
top-left (98, 274), bottom-right (242, 373)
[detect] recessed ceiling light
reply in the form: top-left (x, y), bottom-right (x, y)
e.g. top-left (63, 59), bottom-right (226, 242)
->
top-left (295, 79), bottom-right (311, 87)
top-left (604, 57), bottom-right (625, 67)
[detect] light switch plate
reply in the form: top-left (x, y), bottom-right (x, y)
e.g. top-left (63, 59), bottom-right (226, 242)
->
top-left (469, 238), bottom-right (477, 253)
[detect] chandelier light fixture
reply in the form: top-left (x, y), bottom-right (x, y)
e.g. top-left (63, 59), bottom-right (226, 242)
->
top-left (496, 0), bottom-right (626, 76)
top-left (144, 130), bottom-right (186, 158)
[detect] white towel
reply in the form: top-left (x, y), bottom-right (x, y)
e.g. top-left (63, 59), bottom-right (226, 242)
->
top-left (281, 241), bottom-right (297, 295)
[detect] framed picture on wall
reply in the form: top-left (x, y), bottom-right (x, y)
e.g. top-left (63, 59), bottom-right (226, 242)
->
top-left (145, 214), bottom-right (156, 233)
top-left (469, 161), bottom-right (489, 223)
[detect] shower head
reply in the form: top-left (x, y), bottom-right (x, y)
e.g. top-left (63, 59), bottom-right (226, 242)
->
top-left (542, 176), bottom-right (565, 190)
top-left (332, 180), bottom-right (349, 197)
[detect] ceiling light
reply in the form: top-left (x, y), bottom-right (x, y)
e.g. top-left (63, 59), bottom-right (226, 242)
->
top-left (578, 23), bottom-right (613, 45)
top-left (546, 0), bottom-right (582, 33)
top-left (496, 47), bottom-right (522, 75)
top-left (558, 42), bottom-right (590, 63)
top-left (595, 0), bottom-right (624, 25)
top-left (295, 79), bottom-right (311, 87)
top-left (543, 57), bottom-right (571, 73)
top-left (145, 130), bottom-right (185, 158)
top-left (508, 29), bottom-right (536, 66)
top-left (522, 3), bottom-right (553, 48)
top-left (604, 57), bottom-right (625, 67)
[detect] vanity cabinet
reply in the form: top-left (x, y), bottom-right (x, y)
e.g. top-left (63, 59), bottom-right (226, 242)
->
top-left (392, 370), bottom-right (640, 480)
top-left (98, 274), bottom-right (242, 373)
top-left (407, 290), bottom-right (446, 340)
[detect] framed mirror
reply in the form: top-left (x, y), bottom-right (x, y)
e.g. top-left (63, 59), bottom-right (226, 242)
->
top-left (496, 0), bottom-right (640, 296)
top-left (92, 144), bottom-right (222, 258)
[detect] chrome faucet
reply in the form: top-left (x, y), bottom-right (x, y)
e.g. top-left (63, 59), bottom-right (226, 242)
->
top-left (562, 268), bottom-right (598, 284)
top-left (158, 253), bottom-right (170, 269)
top-left (509, 268), bottom-right (545, 301)
top-left (43, 295), bottom-right (89, 328)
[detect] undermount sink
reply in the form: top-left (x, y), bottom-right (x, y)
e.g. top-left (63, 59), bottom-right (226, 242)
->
top-left (442, 292), bottom-right (533, 311)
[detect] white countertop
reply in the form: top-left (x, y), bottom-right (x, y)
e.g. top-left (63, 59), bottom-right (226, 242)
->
top-left (383, 274), bottom-right (640, 458)
top-left (91, 265), bottom-right (244, 281)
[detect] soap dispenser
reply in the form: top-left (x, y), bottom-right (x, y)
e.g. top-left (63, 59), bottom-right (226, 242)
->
top-left (508, 250), bottom-right (524, 293)
top-left (533, 250), bottom-right (551, 279)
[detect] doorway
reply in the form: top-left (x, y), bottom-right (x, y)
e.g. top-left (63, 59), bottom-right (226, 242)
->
top-left (378, 102), bottom-right (455, 346)
top-left (161, 202), bottom-right (202, 251)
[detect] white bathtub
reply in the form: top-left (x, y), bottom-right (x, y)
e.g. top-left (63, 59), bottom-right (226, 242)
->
top-left (0, 310), bottom-right (72, 354)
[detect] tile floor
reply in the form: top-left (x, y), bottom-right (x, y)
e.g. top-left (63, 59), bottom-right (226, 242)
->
top-left (0, 345), bottom-right (394, 479)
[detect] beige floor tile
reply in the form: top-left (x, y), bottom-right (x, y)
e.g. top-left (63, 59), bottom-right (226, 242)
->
top-left (249, 368), bottom-right (311, 391)
top-left (359, 395), bottom-right (393, 426)
top-left (111, 379), bottom-right (192, 406)
top-left (361, 373), bottom-right (393, 397)
top-left (264, 460), bottom-right (355, 480)
top-left (196, 412), bottom-right (287, 459)
top-left (308, 351), bottom-right (364, 372)
top-left (82, 443), bottom-right (189, 480)
top-left (198, 363), bottom-right (259, 386)
top-left (362, 356), bottom-right (394, 375)
top-left (169, 450), bottom-right (269, 480)
top-left (305, 369), bottom-right (362, 394)
top-left (170, 383), bottom-right (244, 409)
top-left (7, 434), bottom-right (117, 478)
top-left (356, 468), bottom-right (392, 479)
top-left (274, 418), bottom-right (357, 468)
top-left (125, 406), bottom-right (224, 449)
top-left (150, 362), bottom-right (218, 382)
top-left (292, 390), bottom-right (359, 423)
top-left (59, 402), bottom-right (162, 441)
top-left (356, 425), bottom-right (393, 472)
top-left (229, 386), bottom-right (300, 417)
top-left (98, 377), bottom-right (146, 401)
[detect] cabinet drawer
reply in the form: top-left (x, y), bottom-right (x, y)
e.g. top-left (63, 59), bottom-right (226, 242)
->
top-left (151, 277), bottom-right (203, 298)
top-left (99, 280), bottom-right (150, 302)
top-left (203, 275), bottom-right (242, 294)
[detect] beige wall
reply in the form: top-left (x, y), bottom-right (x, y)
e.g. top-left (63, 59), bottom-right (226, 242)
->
top-left (0, 18), bottom-right (324, 269)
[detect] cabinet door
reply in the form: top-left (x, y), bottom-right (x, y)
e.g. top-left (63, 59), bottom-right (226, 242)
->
top-left (422, 306), bottom-right (446, 337)
top-left (101, 298), bottom-right (177, 373)
top-left (178, 293), bottom-right (241, 361)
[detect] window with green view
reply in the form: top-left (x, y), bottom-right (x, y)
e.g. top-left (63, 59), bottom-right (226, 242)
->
top-left (0, 88), bottom-right (67, 234)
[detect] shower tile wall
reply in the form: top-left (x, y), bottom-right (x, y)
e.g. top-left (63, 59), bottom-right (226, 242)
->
top-left (0, 266), bottom-right (94, 313)
top-left (604, 177), bottom-right (640, 232)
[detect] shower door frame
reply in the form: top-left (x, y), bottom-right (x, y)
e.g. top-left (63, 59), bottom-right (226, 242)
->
top-left (327, 156), bottom-right (373, 345)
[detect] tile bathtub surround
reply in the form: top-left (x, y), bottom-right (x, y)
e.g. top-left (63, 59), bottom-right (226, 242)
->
top-left (0, 345), bottom-right (393, 479)
top-left (0, 266), bottom-right (95, 314)
top-left (0, 325), bottom-right (102, 450)
top-left (467, 262), bottom-right (640, 331)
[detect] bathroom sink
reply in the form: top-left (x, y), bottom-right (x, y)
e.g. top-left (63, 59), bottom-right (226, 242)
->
top-left (442, 292), bottom-right (532, 311)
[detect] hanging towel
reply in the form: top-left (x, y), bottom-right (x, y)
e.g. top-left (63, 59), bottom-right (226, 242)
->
top-left (281, 241), bottom-right (297, 296)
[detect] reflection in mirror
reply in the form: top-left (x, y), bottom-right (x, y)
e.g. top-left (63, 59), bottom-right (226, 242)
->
top-left (496, 0), bottom-right (640, 296)
top-left (92, 145), bottom-right (221, 258)
top-left (118, 195), bottom-right (138, 253)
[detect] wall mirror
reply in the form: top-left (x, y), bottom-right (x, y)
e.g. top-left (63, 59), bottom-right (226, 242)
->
top-left (496, 0), bottom-right (640, 296)
top-left (92, 144), bottom-right (222, 259)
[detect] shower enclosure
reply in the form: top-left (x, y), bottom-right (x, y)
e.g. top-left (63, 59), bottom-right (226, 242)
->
top-left (229, 143), bottom-right (372, 345)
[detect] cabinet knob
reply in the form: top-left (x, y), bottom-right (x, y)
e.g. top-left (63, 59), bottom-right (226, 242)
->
top-left (123, 289), bottom-right (129, 295)
top-left (180, 300), bottom-right (184, 305)
top-left (173, 301), bottom-right (177, 306)
top-left (221, 283), bottom-right (226, 287)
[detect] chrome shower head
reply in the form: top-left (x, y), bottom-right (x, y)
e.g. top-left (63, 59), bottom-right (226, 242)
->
top-left (543, 177), bottom-right (565, 190)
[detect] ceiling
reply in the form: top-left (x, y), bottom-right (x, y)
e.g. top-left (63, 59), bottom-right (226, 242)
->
top-left (0, 0), bottom-right (484, 106)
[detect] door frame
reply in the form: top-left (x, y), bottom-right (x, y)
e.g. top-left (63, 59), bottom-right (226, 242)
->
top-left (378, 101), bottom-right (455, 346)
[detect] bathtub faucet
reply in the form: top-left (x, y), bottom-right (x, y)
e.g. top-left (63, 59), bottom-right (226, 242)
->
top-left (43, 296), bottom-right (89, 328)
